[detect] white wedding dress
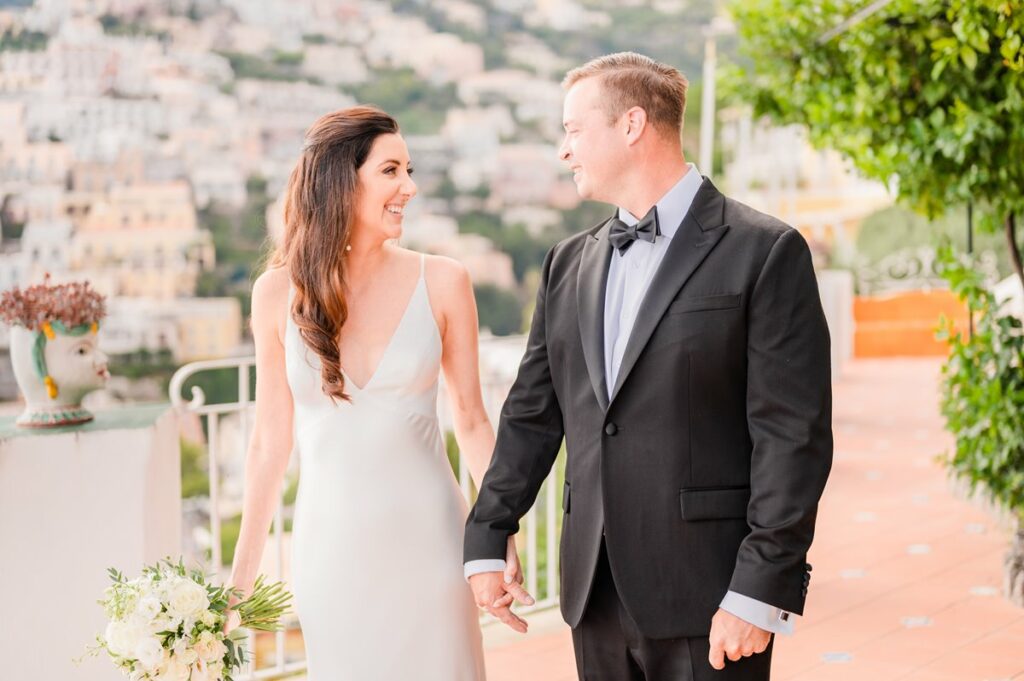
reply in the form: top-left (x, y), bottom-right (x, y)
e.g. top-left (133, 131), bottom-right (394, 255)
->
top-left (285, 255), bottom-right (486, 680)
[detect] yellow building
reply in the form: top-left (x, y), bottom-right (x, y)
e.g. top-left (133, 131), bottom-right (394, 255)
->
top-left (719, 108), bottom-right (894, 258)
top-left (175, 298), bottom-right (243, 361)
top-left (70, 181), bottom-right (215, 299)
top-left (103, 296), bottom-right (243, 362)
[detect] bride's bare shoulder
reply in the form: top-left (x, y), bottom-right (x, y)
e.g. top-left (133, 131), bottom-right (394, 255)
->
top-left (421, 252), bottom-right (471, 292)
top-left (253, 265), bottom-right (291, 300)
top-left (251, 265), bottom-right (292, 336)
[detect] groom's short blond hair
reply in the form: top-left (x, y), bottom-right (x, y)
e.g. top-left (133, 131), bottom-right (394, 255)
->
top-left (563, 52), bottom-right (688, 138)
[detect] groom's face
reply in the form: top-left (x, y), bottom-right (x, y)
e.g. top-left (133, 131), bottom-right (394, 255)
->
top-left (558, 76), bottom-right (627, 204)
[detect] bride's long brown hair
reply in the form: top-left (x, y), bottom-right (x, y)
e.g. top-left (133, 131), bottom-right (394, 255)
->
top-left (267, 106), bottom-right (400, 403)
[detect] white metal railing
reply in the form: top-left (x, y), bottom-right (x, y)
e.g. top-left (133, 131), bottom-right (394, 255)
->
top-left (170, 356), bottom-right (303, 680)
top-left (169, 340), bottom-right (560, 679)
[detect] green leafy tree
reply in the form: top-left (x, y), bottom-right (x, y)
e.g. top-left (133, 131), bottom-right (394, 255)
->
top-left (216, 51), bottom-right (297, 82)
top-left (473, 284), bottom-right (523, 336)
top-left (732, 0), bottom-right (1024, 603)
top-left (272, 50), bottom-right (303, 67)
top-left (350, 68), bottom-right (456, 135)
top-left (0, 27), bottom-right (47, 51)
top-left (937, 246), bottom-right (1024, 604)
top-left (729, 0), bottom-right (1024, 287)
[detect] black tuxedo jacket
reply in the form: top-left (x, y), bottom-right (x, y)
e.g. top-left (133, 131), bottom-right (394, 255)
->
top-left (464, 179), bottom-right (833, 639)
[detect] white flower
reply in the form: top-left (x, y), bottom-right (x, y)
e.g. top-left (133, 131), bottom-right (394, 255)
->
top-left (105, 620), bottom-right (144, 658)
top-left (133, 636), bottom-right (166, 672)
top-left (195, 658), bottom-right (227, 681)
top-left (200, 610), bottom-right (218, 628)
top-left (171, 637), bottom-right (199, 667)
top-left (150, 611), bottom-right (180, 635)
top-left (135, 595), bottom-right (162, 620)
top-left (166, 579), bottom-right (209, 620)
top-left (193, 631), bottom-right (228, 663)
top-left (190, 659), bottom-right (211, 681)
top-left (206, 659), bottom-right (226, 681)
top-left (154, 655), bottom-right (191, 681)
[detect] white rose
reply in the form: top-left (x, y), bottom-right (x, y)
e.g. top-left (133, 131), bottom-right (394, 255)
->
top-left (105, 620), bottom-right (143, 658)
top-left (135, 595), bottom-right (162, 621)
top-left (151, 610), bottom-right (181, 635)
top-left (166, 579), bottom-right (209, 620)
top-left (133, 636), bottom-right (166, 673)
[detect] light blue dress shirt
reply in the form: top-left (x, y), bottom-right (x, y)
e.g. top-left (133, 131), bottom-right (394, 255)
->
top-left (465, 164), bottom-right (794, 636)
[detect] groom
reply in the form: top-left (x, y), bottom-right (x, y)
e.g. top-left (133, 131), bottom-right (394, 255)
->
top-left (464, 52), bottom-right (832, 680)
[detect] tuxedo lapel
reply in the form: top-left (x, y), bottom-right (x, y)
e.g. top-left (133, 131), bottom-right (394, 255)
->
top-left (577, 217), bottom-right (616, 412)
top-left (608, 179), bottom-right (730, 404)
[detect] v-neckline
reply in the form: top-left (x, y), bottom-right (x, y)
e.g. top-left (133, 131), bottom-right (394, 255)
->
top-left (339, 277), bottom-right (422, 392)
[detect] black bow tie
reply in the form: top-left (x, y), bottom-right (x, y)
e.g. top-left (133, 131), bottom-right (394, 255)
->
top-left (608, 206), bottom-right (660, 254)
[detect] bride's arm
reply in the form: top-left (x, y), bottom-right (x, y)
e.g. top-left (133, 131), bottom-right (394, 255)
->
top-left (433, 255), bottom-right (533, 616)
top-left (433, 256), bottom-right (495, 491)
top-left (228, 267), bottom-right (295, 598)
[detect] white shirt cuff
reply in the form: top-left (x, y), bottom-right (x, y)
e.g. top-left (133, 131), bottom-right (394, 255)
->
top-left (719, 590), bottom-right (796, 636)
top-left (464, 559), bottom-right (507, 582)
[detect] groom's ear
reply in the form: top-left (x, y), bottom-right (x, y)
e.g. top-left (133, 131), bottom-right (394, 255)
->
top-left (623, 107), bottom-right (648, 146)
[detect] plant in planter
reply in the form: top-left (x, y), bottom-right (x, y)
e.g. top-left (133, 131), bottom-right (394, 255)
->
top-left (1, 275), bottom-right (111, 428)
top-left (937, 246), bottom-right (1024, 605)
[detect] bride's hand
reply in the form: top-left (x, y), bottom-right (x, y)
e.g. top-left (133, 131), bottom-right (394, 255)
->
top-left (492, 535), bottom-right (535, 608)
top-left (222, 592), bottom-right (242, 636)
top-left (223, 609), bottom-right (241, 636)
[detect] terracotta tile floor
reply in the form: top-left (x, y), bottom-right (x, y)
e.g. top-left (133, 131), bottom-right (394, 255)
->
top-left (483, 358), bottom-right (1024, 681)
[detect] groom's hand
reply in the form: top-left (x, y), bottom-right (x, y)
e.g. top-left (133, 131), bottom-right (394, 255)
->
top-left (468, 572), bottom-right (530, 633)
top-left (708, 608), bottom-right (771, 670)
top-left (491, 535), bottom-right (536, 610)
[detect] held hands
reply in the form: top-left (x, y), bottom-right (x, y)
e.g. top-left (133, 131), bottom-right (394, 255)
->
top-left (467, 536), bottom-right (535, 633)
top-left (708, 608), bottom-right (772, 670)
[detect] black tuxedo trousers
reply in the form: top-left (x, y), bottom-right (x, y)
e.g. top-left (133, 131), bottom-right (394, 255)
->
top-left (465, 179), bottom-right (833, 641)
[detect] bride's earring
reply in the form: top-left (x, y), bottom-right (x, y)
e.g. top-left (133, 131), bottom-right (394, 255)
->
top-left (345, 244), bottom-right (352, 253)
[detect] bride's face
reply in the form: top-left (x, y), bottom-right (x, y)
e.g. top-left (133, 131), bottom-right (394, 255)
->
top-left (352, 133), bottom-right (417, 243)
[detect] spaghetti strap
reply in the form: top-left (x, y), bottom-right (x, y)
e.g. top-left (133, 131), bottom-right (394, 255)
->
top-left (419, 253), bottom-right (426, 280)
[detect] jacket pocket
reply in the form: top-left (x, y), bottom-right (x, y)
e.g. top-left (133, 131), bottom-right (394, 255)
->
top-left (679, 486), bottom-right (750, 521)
top-left (563, 481), bottom-right (570, 513)
top-left (667, 293), bottom-right (741, 314)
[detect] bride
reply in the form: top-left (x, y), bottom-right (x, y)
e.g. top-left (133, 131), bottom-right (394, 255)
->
top-left (226, 106), bottom-right (530, 679)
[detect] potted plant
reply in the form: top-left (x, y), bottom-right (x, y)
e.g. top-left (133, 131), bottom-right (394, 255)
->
top-left (1, 275), bottom-right (111, 428)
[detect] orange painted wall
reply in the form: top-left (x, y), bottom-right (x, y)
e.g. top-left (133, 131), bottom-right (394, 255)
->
top-left (854, 289), bottom-right (969, 357)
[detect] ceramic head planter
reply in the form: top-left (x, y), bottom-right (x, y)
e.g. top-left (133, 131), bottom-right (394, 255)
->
top-left (1, 276), bottom-right (110, 427)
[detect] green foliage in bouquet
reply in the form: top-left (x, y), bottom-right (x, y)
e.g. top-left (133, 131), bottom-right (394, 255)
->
top-left (82, 557), bottom-right (292, 681)
top-left (228, 574), bottom-right (293, 634)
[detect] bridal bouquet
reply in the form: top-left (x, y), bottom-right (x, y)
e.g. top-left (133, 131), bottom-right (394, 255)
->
top-left (85, 558), bottom-right (291, 681)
